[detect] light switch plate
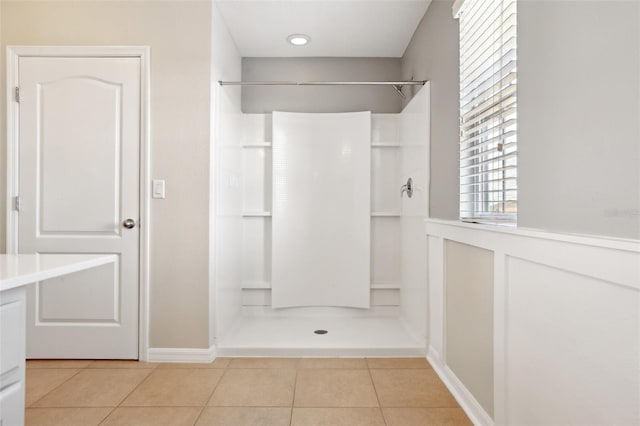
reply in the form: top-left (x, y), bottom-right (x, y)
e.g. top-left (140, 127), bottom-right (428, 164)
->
top-left (152, 179), bottom-right (166, 199)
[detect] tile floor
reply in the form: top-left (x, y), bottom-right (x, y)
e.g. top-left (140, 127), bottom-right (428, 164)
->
top-left (25, 358), bottom-right (472, 426)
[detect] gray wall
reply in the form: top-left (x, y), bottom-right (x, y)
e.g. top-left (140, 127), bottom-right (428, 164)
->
top-left (445, 241), bottom-right (494, 418)
top-left (241, 57), bottom-right (403, 113)
top-left (518, 0), bottom-right (640, 239)
top-left (401, 0), bottom-right (460, 221)
top-left (402, 0), bottom-right (640, 239)
top-left (1, 1), bottom-right (213, 348)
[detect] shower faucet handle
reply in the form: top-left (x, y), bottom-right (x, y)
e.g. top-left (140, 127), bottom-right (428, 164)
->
top-left (400, 177), bottom-right (413, 198)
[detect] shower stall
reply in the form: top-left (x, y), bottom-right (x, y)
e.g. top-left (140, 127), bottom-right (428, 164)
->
top-left (211, 75), bottom-right (431, 356)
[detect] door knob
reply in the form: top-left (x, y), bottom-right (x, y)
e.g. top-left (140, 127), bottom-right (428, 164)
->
top-left (400, 177), bottom-right (413, 198)
top-left (123, 218), bottom-right (136, 229)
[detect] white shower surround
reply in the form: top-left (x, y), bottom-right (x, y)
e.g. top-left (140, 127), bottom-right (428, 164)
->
top-left (213, 85), bottom-right (430, 356)
top-left (271, 111), bottom-right (371, 309)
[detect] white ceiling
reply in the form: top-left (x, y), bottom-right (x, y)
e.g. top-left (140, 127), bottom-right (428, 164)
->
top-left (215, 0), bottom-right (432, 58)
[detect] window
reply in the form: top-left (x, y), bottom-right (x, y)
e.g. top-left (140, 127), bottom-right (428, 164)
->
top-left (456, 0), bottom-right (517, 223)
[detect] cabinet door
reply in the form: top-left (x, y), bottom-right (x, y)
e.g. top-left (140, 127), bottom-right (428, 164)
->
top-left (0, 287), bottom-right (26, 426)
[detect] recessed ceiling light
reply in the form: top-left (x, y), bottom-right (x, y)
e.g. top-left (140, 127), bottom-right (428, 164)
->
top-left (287, 34), bottom-right (311, 46)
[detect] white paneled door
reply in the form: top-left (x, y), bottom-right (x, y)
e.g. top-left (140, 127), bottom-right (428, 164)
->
top-left (18, 57), bottom-right (141, 358)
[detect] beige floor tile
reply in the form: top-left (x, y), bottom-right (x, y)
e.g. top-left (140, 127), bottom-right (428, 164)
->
top-left (27, 360), bottom-right (92, 369)
top-left (294, 369), bottom-right (378, 408)
top-left (25, 407), bottom-right (112, 426)
top-left (33, 368), bottom-right (152, 407)
top-left (196, 407), bottom-right (291, 426)
top-left (101, 407), bottom-right (202, 426)
top-left (158, 358), bottom-right (231, 369)
top-left (208, 369), bottom-right (296, 407)
top-left (371, 369), bottom-right (458, 407)
top-left (383, 408), bottom-right (472, 426)
top-left (298, 358), bottom-right (367, 369)
top-left (122, 368), bottom-right (224, 406)
top-left (366, 358), bottom-right (431, 369)
top-left (86, 360), bottom-right (157, 369)
top-left (228, 357), bottom-right (300, 369)
top-left (26, 369), bottom-right (80, 406)
top-left (291, 407), bottom-right (385, 426)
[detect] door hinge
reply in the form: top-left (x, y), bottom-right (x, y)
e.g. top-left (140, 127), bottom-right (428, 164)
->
top-left (14, 87), bottom-right (20, 103)
top-left (14, 196), bottom-right (22, 212)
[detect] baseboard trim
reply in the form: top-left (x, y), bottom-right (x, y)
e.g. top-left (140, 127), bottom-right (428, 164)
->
top-left (426, 347), bottom-right (494, 426)
top-left (147, 345), bottom-right (216, 363)
top-left (427, 345), bottom-right (441, 361)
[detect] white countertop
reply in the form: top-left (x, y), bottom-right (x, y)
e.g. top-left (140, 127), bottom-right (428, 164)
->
top-left (0, 254), bottom-right (118, 292)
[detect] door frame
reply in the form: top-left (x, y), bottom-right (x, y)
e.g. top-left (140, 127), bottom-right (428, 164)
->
top-left (5, 46), bottom-right (151, 361)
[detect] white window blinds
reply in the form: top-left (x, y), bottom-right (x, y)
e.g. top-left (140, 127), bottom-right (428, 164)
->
top-left (458, 0), bottom-right (517, 223)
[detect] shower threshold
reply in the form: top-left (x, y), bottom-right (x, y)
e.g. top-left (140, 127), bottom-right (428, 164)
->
top-left (216, 316), bottom-right (426, 357)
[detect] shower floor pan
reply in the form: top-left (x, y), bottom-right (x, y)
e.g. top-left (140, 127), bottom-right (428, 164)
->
top-left (216, 316), bottom-right (426, 357)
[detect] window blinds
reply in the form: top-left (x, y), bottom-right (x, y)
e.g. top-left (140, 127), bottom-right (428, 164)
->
top-left (458, 0), bottom-right (517, 222)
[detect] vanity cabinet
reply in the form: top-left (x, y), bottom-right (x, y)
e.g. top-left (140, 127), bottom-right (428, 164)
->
top-left (0, 254), bottom-right (118, 426)
top-left (0, 286), bottom-right (26, 426)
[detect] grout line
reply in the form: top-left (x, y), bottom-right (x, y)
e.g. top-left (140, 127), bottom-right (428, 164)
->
top-left (97, 406), bottom-right (118, 426)
top-left (192, 405), bottom-right (207, 426)
top-left (289, 368), bottom-right (298, 426)
top-left (26, 368), bottom-right (84, 408)
top-left (113, 368), bottom-right (155, 407)
top-left (367, 366), bottom-right (388, 426)
top-left (194, 367), bottom-right (229, 424)
top-left (83, 360), bottom-right (158, 371)
top-left (296, 406), bottom-right (401, 409)
top-left (379, 406), bottom-right (470, 409)
top-left (28, 358), bottom-right (440, 425)
top-left (31, 404), bottom-right (448, 409)
top-left (27, 405), bottom-right (120, 409)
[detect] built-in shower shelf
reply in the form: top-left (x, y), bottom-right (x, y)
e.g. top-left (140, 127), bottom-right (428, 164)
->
top-left (371, 283), bottom-right (401, 289)
top-left (241, 142), bottom-right (272, 148)
top-left (244, 212), bottom-right (397, 217)
top-left (371, 142), bottom-right (401, 147)
top-left (241, 282), bottom-right (399, 291)
top-left (242, 281), bottom-right (271, 289)
top-left (242, 211), bottom-right (272, 217)
top-left (236, 113), bottom-right (407, 314)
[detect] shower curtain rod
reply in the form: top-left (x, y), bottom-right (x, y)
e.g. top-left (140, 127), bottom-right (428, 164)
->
top-left (218, 80), bottom-right (426, 86)
top-left (217, 80), bottom-right (427, 98)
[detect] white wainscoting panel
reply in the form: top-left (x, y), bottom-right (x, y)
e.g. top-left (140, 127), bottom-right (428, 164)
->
top-left (445, 241), bottom-right (494, 418)
top-left (425, 219), bottom-right (640, 426)
top-left (427, 235), bottom-right (444, 357)
top-left (506, 257), bottom-right (639, 425)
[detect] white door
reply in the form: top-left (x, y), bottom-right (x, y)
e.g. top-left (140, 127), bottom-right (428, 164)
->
top-left (18, 57), bottom-right (141, 359)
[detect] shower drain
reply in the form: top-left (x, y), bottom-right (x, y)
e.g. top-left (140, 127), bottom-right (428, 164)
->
top-left (314, 329), bottom-right (328, 335)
